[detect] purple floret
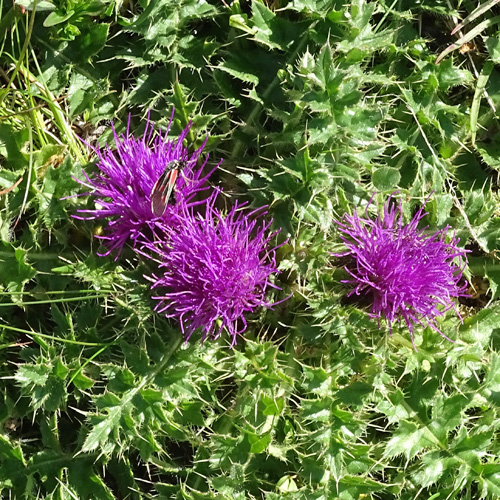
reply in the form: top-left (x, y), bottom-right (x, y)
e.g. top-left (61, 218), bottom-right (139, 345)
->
top-left (335, 195), bottom-right (469, 345)
top-left (145, 194), bottom-right (282, 345)
top-left (75, 111), bottom-right (215, 256)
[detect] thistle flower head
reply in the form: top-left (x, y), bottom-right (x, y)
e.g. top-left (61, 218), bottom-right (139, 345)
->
top-left (145, 194), bottom-right (281, 345)
top-left (75, 111), bottom-right (214, 255)
top-left (335, 195), bottom-right (469, 345)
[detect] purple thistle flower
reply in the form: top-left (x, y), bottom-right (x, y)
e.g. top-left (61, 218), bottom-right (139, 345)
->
top-left (335, 195), bottom-right (469, 345)
top-left (144, 194), bottom-right (282, 345)
top-left (75, 111), bottom-right (216, 256)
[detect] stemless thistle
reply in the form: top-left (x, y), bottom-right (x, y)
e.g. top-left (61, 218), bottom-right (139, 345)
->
top-left (335, 195), bottom-right (469, 344)
top-left (146, 195), bottom-right (282, 345)
top-left (75, 111), bottom-right (214, 255)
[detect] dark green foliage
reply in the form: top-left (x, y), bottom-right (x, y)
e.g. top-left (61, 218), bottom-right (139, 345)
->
top-left (2, 0), bottom-right (500, 498)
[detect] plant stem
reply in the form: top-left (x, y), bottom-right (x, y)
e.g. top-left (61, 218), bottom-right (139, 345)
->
top-left (230, 21), bottom-right (318, 160)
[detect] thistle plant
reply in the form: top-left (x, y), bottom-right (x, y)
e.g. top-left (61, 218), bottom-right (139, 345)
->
top-left (6, 1), bottom-right (500, 499)
top-left (74, 112), bottom-right (213, 255)
top-left (335, 195), bottom-right (469, 345)
top-left (143, 193), bottom-right (282, 345)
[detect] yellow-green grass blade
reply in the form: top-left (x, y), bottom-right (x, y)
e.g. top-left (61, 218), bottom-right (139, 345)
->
top-left (471, 60), bottom-right (495, 146)
top-left (451, 0), bottom-right (500, 35)
top-left (436, 15), bottom-right (500, 64)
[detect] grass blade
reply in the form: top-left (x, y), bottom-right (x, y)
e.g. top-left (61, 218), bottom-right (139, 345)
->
top-left (471, 60), bottom-right (495, 146)
top-left (436, 15), bottom-right (500, 64)
top-left (451, 0), bottom-right (500, 35)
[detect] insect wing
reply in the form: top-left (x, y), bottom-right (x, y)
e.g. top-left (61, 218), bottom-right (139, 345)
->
top-left (151, 161), bottom-right (182, 217)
